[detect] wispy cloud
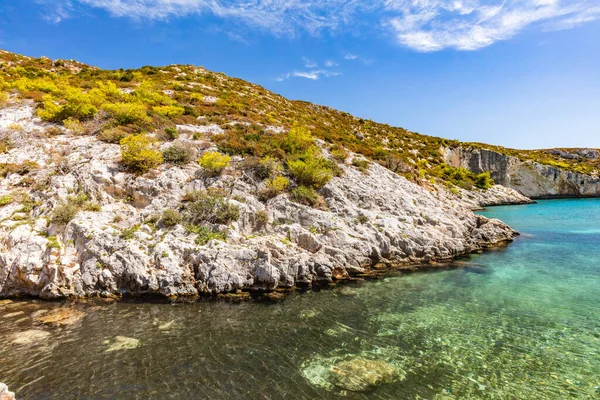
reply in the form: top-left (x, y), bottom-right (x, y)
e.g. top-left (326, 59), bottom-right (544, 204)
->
top-left (35, 0), bottom-right (73, 23)
top-left (325, 60), bottom-right (338, 67)
top-left (37, 0), bottom-right (600, 51)
top-left (344, 53), bottom-right (372, 65)
top-left (302, 57), bottom-right (318, 68)
top-left (276, 69), bottom-right (342, 81)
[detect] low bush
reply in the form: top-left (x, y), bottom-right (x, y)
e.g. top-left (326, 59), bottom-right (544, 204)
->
top-left (287, 157), bottom-right (333, 189)
top-left (51, 202), bottom-right (79, 224)
top-left (185, 224), bottom-right (227, 245)
top-left (153, 105), bottom-right (185, 118)
top-left (103, 102), bottom-right (150, 125)
top-left (254, 210), bottom-right (269, 228)
top-left (352, 158), bottom-right (370, 173)
top-left (160, 209), bottom-right (183, 227)
top-left (183, 189), bottom-right (240, 225)
top-left (291, 185), bottom-right (320, 206)
top-left (330, 147), bottom-right (349, 162)
top-left (0, 194), bottom-right (13, 207)
top-left (98, 127), bottom-right (129, 143)
top-left (162, 143), bottom-right (194, 165)
top-left (164, 127), bottom-right (179, 140)
top-left (120, 134), bottom-right (163, 172)
top-left (259, 175), bottom-right (290, 200)
top-left (63, 117), bottom-right (86, 134)
top-left (0, 161), bottom-right (39, 178)
top-left (198, 151), bottom-right (230, 177)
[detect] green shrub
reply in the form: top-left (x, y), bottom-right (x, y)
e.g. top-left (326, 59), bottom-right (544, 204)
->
top-left (198, 151), bottom-right (230, 177)
top-left (183, 189), bottom-right (240, 225)
top-left (283, 125), bottom-right (314, 155)
top-left (185, 224), bottom-right (227, 245)
top-left (153, 105), bottom-right (185, 117)
top-left (287, 157), bottom-right (333, 189)
top-left (255, 210), bottom-right (269, 228)
top-left (259, 175), bottom-right (290, 200)
top-left (51, 202), bottom-right (79, 224)
top-left (0, 161), bottom-right (39, 178)
top-left (352, 158), bottom-right (370, 173)
top-left (98, 127), bottom-right (129, 143)
top-left (164, 127), bottom-right (179, 140)
top-left (121, 225), bottom-right (139, 240)
top-left (162, 143), bottom-right (194, 165)
top-left (120, 134), bottom-right (163, 172)
top-left (0, 194), bottom-right (13, 207)
top-left (475, 171), bottom-right (494, 189)
top-left (160, 209), bottom-right (183, 227)
top-left (103, 102), bottom-right (150, 125)
top-left (291, 185), bottom-right (319, 206)
top-left (330, 147), bottom-right (349, 162)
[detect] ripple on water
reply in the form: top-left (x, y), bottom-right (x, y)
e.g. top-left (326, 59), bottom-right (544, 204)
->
top-left (0, 200), bottom-right (600, 399)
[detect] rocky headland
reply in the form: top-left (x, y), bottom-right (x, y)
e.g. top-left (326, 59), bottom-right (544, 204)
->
top-left (0, 50), bottom-right (598, 301)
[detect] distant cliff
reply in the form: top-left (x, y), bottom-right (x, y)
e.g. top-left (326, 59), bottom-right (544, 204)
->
top-left (443, 147), bottom-right (600, 198)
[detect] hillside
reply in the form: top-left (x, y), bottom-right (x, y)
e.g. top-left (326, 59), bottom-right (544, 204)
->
top-left (0, 49), bottom-right (592, 299)
top-left (1, 49), bottom-right (596, 188)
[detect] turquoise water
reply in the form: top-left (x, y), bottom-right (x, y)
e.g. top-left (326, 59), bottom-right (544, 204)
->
top-left (1, 199), bottom-right (600, 399)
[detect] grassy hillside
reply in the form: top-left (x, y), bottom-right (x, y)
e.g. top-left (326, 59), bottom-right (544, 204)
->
top-left (0, 49), bottom-right (597, 192)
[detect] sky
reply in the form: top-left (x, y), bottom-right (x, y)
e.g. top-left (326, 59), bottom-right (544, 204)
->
top-left (0, 0), bottom-right (599, 149)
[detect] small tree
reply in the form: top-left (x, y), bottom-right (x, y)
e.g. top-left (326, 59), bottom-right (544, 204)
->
top-left (120, 134), bottom-right (163, 173)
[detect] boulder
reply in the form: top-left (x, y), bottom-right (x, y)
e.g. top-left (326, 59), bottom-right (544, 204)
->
top-left (329, 358), bottom-right (398, 392)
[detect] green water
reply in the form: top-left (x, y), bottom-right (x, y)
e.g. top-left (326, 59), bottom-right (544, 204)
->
top-left (1, 199), bottom-right (600, 399)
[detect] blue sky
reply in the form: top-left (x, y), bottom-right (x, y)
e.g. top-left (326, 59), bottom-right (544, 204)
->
top-left (1, 0), bottom-right (599, 149)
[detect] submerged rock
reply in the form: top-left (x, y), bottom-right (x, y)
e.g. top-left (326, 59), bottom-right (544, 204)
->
top-left (11, 329), bottom-right (50, 345)
top-left (35, 308), bottom-right (85, 326)
top-left (329, 358), bottom-right (399, 392)
top-left (0, 383), bottom-right (16, 400)
top-left (104, 336), bottom-right (141, 352)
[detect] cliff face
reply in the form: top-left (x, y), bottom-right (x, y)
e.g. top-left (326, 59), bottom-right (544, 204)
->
top-left (443, 147), bottom-right (600, 199)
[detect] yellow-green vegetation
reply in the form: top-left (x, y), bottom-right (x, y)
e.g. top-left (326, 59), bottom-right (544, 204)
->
top-left (0, 160), bottom-right (39, 178)
top-left (160, 209), bottom-right (182, 227)
top-left (120, 134), bottom-right (163, 172)
top-left (260, 175), bottom-right (290, 200)
top-left (0, 194), bottom-right (13, 207)
top-left (185, 224), bottom-right (227, 245)
top-left (0, 50), bottom-right (596, 192)
top-left (198, 151), bottom-right (231, 177)
top-left (427, 163), bottom-right (495, 190)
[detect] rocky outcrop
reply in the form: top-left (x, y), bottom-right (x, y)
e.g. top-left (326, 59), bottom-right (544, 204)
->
top-left (0, 383), bottom-right (15, 400)
top-left (443, 147), bottom-right (600, 198)
top-left (0, 104), bottom-right (521, 300)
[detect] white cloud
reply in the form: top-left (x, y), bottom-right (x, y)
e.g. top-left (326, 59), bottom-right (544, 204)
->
top-left (385, 0), bottom-right (600, 52)
top-left (344, 53), bottom-right (358, 60)
top-left (39, 0), bottom-right (600, 51)
top-left (325, 60), bottom-right (338, 67)
top-left (302, 57), bottom-right (318, 68)
top-left (276, 69), bottom-right (342, 81)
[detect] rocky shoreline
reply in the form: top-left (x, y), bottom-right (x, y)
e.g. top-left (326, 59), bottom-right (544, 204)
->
top-left (0, 103), bottom-right (528, 300)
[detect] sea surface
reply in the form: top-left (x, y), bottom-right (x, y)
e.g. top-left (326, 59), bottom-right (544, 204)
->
top-left (1, 199), bottom-right (599, 399)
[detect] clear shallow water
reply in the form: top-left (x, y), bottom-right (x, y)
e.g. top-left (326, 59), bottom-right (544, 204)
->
top-left (1, 199), bottom-right (600, 399)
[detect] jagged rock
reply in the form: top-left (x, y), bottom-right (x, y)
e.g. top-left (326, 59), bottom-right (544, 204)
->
top-left (0, 383), bottom-right (16, 400)
top-left (329, 358), bottom-right (399, 392)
